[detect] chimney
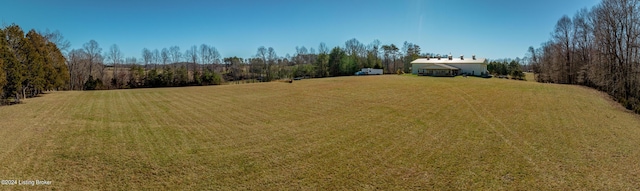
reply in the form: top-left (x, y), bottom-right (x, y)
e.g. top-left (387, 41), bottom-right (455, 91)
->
top-left (460, 55), bottom-right (464, 60)
top-left (448, 54), bottom-right (452, 60)
top-left (472, 54), bottom-right (476, 60)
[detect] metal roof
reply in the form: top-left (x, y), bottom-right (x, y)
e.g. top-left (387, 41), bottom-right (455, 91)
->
top-left (411, 57), bottom-right (486, 64)
top-left (418, 63), bottom-right (459, 70)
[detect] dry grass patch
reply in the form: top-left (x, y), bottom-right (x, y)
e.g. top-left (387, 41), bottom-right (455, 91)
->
top-left (1, 75), bottom-right (640, 190)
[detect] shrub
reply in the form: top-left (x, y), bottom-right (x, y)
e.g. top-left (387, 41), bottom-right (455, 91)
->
top-left (201, 69), bottom-right (223, 85)
top-left (84, 76), bottom-right (102, 90)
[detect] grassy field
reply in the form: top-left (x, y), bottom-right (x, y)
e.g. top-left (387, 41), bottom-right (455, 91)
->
top-left (1, 75), bottom-right (640, 190)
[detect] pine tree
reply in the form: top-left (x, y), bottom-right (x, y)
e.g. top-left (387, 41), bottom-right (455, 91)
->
top-left (2, 24), bottom-right (26, 101)
top-left (25, 30), bottom-right (47, 97)
top-left (1, 24), bottom-right (70, 100)
top-left (0, 29), bottom-right (6, 95)
top-left (46, 43), bottom-right (69, 90)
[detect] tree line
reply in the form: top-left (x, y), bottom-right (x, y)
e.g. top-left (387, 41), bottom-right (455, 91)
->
top-left (1, 23), bottom-right (429, 104)
top-left (66, 38), bottom-right (425, 90)
top-left (0, 24), bottom-right (69, 104)
top-left (68, 42), bottom-right (224, 90)
top-left (487, 59), bottom-right (525, 80)
top-left (529, 0), bottom-right (640, 113)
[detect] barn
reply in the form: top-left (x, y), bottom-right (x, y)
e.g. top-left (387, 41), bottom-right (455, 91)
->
top-left (411, 55), bottom-right (487, 76)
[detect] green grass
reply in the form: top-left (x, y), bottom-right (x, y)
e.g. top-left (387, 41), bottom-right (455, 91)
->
top-left (1, 75), bottom-right (640, 190)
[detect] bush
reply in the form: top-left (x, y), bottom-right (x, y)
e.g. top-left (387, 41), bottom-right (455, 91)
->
top-left (510, 70), bottom-right (525, 80)
top-left (201, 69), bottom-right (223, 85)
top-left (84, 76), bottom-right (102, 90)
top-left (175, 66), bottom-right (189, 86)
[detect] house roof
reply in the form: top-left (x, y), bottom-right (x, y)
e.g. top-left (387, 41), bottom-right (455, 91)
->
top-left (418, 63), bottom-right (459, 70)
top-left (411, 57), bottom-right (486, 64)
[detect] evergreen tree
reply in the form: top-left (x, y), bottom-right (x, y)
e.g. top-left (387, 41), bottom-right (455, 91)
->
top-left (46, 43), bottom-right (69, 90)
top-left (0, 24), bottom-right (69, 100)
top-left (315, 53), bottom-right (329, 77)
top-left (328, 47), bottom-right (345, 76)
top-left (24, 30), bottom-right (47, 97)
top-left (3, 24), bottom-right (27, 101)
top-left (200, 68), bottom-right (222, 85)
top-left (0, 29), bottom-right (7, 95)
top-left (175, 65), bottom-right (188, 86)
top-left (162, 65), bottom-right (174, 86)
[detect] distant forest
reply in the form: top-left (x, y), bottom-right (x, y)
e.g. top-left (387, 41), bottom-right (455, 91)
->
top-left (1, 23), bottom-right (427, 102)
top-left (529, 0), bottom-right (640, 113)
top-left (64, 38), bottom-right (423, 90)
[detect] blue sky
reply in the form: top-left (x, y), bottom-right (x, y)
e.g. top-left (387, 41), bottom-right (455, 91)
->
top-left (1, 0), bottom-right (600, 60)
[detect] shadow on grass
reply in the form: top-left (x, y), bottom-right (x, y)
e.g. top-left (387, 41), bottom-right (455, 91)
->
top-left (0, 91), bottom-right (52, 107)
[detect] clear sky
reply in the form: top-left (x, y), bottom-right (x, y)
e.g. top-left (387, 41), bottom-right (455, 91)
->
top-left (1, 0), bottom-right (600, 60)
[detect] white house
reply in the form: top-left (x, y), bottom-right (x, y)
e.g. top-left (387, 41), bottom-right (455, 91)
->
top-left (411, 55), bottom-right (487, 76)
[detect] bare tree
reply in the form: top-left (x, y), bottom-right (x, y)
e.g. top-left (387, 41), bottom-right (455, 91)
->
top-left (107, 44), bottom-right (123, 88)
top-left (142, 48), bottom-right (152, 69)
top-left (169, 46), bottom-right (181, 64)
top-left (572, 8), bottom-right (593, 85)
top-left (210, 46), bottom-right (221, 71)
top-left (299, 46), bottom-right (308, 64)
top-left (319, 42), bottom-right (329, 54)
top-left (185, 45), bottom-right (199, 82)
top-left (533, 0), bottom-right (640, 113)
top-left (67, 48), bottom-right (87, 90)
top-left (200, 44), bottom-right (211, 70)
top-left (41, 29), bottom-right (71, 53)
top-left (82, 40), bottom-right (102, 78)
top-left (267, 47), bottom-right (277, 80)
top-left (553, 15), bottom-right (574, 84)
top-left (256, 46), bottom-right (267, 81)
top-left (187, 45), bottom-right (198, 64)
top-left (345, 38), bottom-right (365, 58)
top-left (152, 49), bottom-right (160, 69)
top-left (161, 48), bottom-right (170, 65)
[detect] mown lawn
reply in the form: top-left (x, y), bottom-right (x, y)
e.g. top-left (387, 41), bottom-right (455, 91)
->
top-left (1, 75), bottom-right (639, 190)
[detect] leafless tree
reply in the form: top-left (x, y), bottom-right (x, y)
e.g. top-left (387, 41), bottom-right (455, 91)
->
top-left (107, 44), bottom-right (123, 88)
top-left (553, 15), bottom-right (573, 84)
top-left (319, 42), bottom-right (329, 54)
top-left (267, 47), bottom-right (281, 79)
top-left (161, 48), bottom-right (170, 65)
top-left (200, 44), bottom-right (212, 70)
top-left (67, 48), bottom-right (87, 90)
top-left (169, 45), bottom-right (181, 64)
top-left (256, 46), bottom-right (267, 81)
top-left (152, 49), bottom-right (160, 69)
top-left (210, 46), bottom-right (221, 70)
top-left (534, 0), bottom-right (640, 112)
top-left (41, 29), bottom-right (71, 53)
top-left (185, 45), bottom-right (199, 82)
top-left (142, 48), bottom-right (152, 70)
top-left (82, 40), bottom-right (102, 77)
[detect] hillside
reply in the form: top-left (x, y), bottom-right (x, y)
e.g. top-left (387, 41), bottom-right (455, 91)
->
top-left (1, 75), bottom-right (639, 190)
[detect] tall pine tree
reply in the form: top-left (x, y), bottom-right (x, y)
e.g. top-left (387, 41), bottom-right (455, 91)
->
top-left (46, 43), bottom-right (69, 90)
top-left (25, 30), bottom-right (47, 97)
top-left (2, 24), bottom-right (26, 101)
top-left (1, 24), bottom-right (70, 101)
